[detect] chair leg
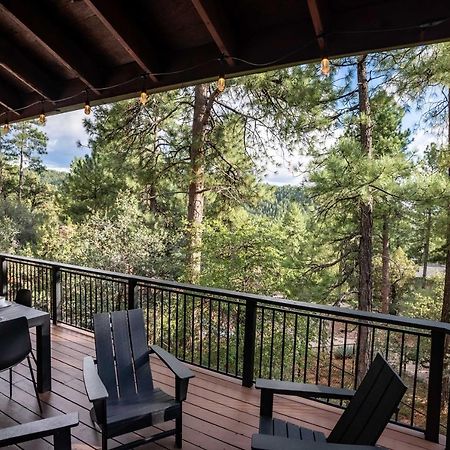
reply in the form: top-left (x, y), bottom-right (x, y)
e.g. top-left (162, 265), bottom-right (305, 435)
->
top-left (102, 432), bottom-right (108, 450)
top-left (54, 428), bottom-right (72, 450)
top-left (175, 413), bottom-right (182, 448)
top-left (9, 368), bottom-right (12, 398)
top-left (27, 356), bottom-right (42, 413)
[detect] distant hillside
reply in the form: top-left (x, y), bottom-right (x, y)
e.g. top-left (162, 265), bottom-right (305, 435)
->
top-left (253, 185), bottom-right (308, 217)
top-left (41, 169), bottom-right (67, 187)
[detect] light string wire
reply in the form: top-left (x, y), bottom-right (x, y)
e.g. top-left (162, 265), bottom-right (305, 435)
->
top-left (1, 17), bottom-right (449, 123)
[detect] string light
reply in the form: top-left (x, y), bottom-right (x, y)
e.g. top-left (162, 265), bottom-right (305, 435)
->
top-left (38, 101), bottom-right (46, 125)
top-left (217, 75), bottom-right (226, 92)
top-left (321, 58), bottom-right (330, 76)
top-left (2, 121), bottom-right (10, 134)
top-left (84, 90), bottom-right (91, 115)
top-left (139, 90), bottom-right (149, 105)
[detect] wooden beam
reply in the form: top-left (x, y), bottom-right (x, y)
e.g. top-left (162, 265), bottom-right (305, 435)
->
top-left (0, 1), bottom-right (103, 94)
top-left (83, 0), bottom-right (160, 82)
top-left (306, 0), bottom-right (329, 51)
top-left (0, 38), bottom-right (61, 102)
top-left (190, 0), bottom-right (235, 66)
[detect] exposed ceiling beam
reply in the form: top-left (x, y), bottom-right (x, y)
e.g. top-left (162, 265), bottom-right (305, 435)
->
top-left (190, 0), bottom-right (235, 66)
top-left (306, 0), bottom-right (329, 52)
top-left (0, 39), bottom-right (61, 102)
top-left (83, 0), bottom-right (160, 83)
top-left (0, 0), bottom-right (102, 94)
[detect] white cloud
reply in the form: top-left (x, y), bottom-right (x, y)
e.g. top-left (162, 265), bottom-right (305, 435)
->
top-left (45, 110), bottom-right (88, 151)
top-left (409, 128), bottom-right (443, 154)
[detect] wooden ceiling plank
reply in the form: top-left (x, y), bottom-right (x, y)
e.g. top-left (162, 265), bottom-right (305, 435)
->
top-left (83, 0), bottom-right (160, 83)
top-left (0, 40), bottom-right (61, 102)
top-left (190, 0), bottom-right (235, 66)
top-left (306, 0), bottom-right (329, 51)
top-left (0, 1), bottom-right (102, 95)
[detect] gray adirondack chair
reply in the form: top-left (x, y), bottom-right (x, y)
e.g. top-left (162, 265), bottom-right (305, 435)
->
top-left (83, 309), bottom-right (194, 450)
top-left (252, 353), bottom-right (406, 450)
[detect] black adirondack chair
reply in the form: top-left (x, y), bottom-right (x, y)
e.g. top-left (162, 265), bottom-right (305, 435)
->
top-left (251, 353), bottom-right (406, 450)
top-left (0, 413), bottom-right (79, 449)
top-left (83, 309), bottom-right (194, 450)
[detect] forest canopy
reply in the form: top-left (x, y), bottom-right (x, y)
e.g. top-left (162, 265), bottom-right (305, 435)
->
top-left (1, 44), bottom-right (450, 324)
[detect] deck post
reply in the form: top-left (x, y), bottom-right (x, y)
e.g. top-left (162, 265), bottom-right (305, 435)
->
top-left (242, 297), bottom-right (257, 387)
top-left (447, 388), bottom-right (450, 450)
top-left (51, 266), bottom-right (62, 325)
top-left (425, 329), bottom-right (445, 442)
top-left (128, 278), bottom-right (138, 309)
top-left (0, 255), bottom-right (7, 297)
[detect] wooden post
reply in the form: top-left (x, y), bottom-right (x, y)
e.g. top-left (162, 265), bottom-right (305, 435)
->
top-left (242, 298), bottom-right (257, 387)
top-left (51, 266), bottom-right (61, 325)
top-left (128, 278), bottom-right (138, 310)
top-left (446, 385), bottom-right (450, 450)
top-left (426, 330), bottom-right (445, 442)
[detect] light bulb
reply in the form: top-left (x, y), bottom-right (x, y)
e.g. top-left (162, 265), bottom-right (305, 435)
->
top-left (84, 102), bottom-right (91, 115)
top-left (217, 76), bottom-right (225, 92)
top-left (140, 90), bottom-right (149, 105)
top-left (2, 122), bottom-right (10, 133)
top-left (39, 112), bottom-right (46, 125)
top-left (321, 58), bottom-right (330, 76)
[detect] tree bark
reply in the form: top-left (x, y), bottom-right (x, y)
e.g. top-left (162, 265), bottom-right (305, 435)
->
top-left (381, 214), bottom-right (390, 313)
top-left (441, 89), bottom-right (450, 406)
top-left (186, 83), bottom-right (223, 283)
top-left (18, 143), bottom-right (24, 203)
top-left (422, 209), bottom-right (432, 288)
top-left (356, 54), bottom-right (373, 384)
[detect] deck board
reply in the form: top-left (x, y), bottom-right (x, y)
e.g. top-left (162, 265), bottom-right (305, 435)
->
top-left (0, 324), bottom-right (445, 450)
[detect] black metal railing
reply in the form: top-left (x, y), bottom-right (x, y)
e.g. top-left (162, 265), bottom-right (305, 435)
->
top-left (1, 253), bottom-right (450, 447)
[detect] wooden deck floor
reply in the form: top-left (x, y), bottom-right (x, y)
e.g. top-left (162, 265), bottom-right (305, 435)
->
top-left (0, 324), bottom-right (446, 450)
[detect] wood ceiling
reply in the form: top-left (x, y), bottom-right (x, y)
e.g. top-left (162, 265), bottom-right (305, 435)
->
top-left (1, 0), bottom-right (450, 124)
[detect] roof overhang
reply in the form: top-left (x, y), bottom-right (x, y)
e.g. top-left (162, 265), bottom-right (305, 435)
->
top-left (1, 0), bottom-right (450, 123)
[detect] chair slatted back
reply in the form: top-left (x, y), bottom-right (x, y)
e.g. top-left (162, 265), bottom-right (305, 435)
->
top-left (327, 353), bottom-right (406, 446)
top-left (15, 289), bottom-right (32, 307)
top-left (93, 309), bottom-right (153, 400)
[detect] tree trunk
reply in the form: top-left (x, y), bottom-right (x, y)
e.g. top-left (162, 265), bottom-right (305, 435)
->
top-left (18, 146), bottom-right (24, 203)
top-left (381, 214), bottom-right (390, 313)
top-left (186, 84), bottom-right (209, 284)
top-left (422, 209), bottom-right (432, 288)
top-left (441, 89), bottom-right (450, 406)
top-left (149, 184), bottom-right (157, 213)
top-left (356, 54), bottom-right (373, 384)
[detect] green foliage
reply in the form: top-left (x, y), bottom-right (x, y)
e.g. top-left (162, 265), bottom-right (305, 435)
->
top-left (45, 192), bottom-right (183, 278)
top-left (201, 209), bottom-right (287, 294)
top-left (402, 274), bottom-right (444, 321)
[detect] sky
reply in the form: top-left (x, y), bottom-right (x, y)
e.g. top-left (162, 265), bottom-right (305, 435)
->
top-left (44, 110), bottom-right (90, 172)
top-left (41, 90), bottom-right (444, 185)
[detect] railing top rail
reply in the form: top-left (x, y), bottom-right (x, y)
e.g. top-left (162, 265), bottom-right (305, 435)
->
top-left (3, 252), bottom-right (450, 334)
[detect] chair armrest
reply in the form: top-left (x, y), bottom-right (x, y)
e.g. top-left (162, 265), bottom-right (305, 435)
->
top-left (150, 345), bottom-right (194, 402)
top-left (255, 379), bottom-right (355, 400)
top-left (256, 378), bottom-right (354, 418)
top-left (83, 356), bottom-right (108, 402)
top-left (150, 345), bottom-right (194, 380)
top-left (0, 413), bottom-right (79, 447)
top-left (251, 434), bottom-right (379, 450)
